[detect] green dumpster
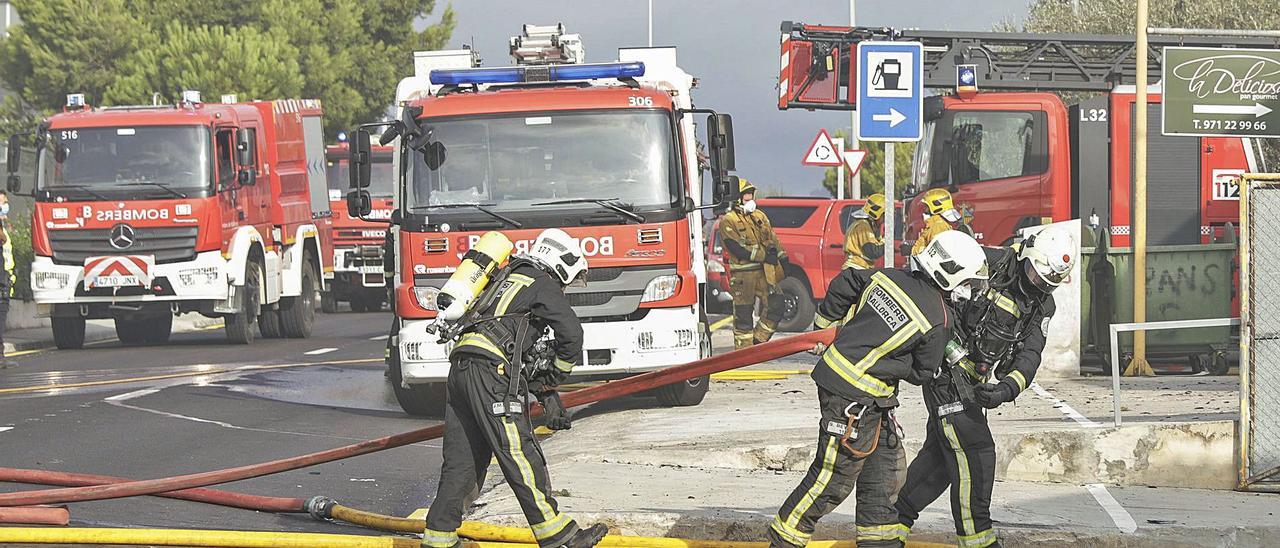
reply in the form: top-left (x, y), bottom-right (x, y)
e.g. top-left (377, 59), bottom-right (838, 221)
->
top-left (1080, 242), bottom-right (1237, 364)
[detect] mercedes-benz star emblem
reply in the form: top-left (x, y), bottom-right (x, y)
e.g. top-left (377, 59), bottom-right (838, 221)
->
top-left (109, 223), bottom-right (136, 250)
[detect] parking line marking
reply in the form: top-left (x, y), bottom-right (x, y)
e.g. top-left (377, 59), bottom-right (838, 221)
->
top-left (305, 348), bottom-right (339, 355)
top-left (1086, 483), bottom-right (1138, 533)
top-left (370, 334), bottom-right (390, 341)
top-left (1030, 382), bottom-right (1106, 428)
top-left (0, 427), bottom-right (12, 433)
top-left (0, 358), bottom-right (381, 396)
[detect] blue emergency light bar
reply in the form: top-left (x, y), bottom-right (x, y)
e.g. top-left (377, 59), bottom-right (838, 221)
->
top-left (430, 62), bottom-right (645, 86)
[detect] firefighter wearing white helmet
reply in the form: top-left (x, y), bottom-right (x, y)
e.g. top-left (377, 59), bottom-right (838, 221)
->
top-left (425, 228), bottom-right (608, 548)
top-left (769, 230), bottom-right (987, 548)
top-left (893, 224), bottom-right (1077, 548)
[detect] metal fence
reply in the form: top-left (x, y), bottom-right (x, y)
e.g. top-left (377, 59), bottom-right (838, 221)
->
top-left (1240, 173), bottom-right (1280, 492)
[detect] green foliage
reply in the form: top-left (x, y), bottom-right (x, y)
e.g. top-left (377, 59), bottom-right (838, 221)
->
top-left (6, 213), bottom-right (32, 301)
top-left (1011, 0), bottom-right (1280, 34)
top-left (0, 0), bottom-right (456, 136)
top-left (821, 130), bottom-right (916, 198)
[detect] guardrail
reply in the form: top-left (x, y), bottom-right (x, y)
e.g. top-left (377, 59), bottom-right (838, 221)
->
top-left (1107, 317), bottom-right (1240, 427)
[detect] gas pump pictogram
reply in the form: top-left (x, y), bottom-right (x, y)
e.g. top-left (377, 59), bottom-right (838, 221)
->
top-left (872, 59), bottom-right (904, 91)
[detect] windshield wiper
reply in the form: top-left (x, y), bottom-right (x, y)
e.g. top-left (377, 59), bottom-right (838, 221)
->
top-left (533, 198), bottom-right (646, 224)
top-left (45, 184), bottom-right (108, 200)
top-left (115, 182), bottom-right (187, 199)
top-left (409, 203), bottom-right (522, 229)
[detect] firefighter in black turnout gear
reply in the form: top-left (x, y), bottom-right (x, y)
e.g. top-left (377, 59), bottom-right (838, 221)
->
top-left (767, 231), bottom-right (989, 548)
top-left (423, 229), bottom-right (608, 548)
top-left (893, 225), bottom-right (1077, 548)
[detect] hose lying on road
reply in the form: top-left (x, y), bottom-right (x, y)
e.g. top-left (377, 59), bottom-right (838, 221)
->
top-left (0, 526), bottom-right (455, 548)
top-left (0, 506), bottom-right (69, 526)
top-left (0, 330), bottom-right (832, 509)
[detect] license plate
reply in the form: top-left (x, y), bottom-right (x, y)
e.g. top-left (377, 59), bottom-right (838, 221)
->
top-left (360, 265), bottom-right (382, 274)
top-left (92, 275), bottom-right (144, 288)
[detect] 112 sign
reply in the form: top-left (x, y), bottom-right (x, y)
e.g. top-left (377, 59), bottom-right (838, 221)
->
top-left (1212, 169), bottom-right (1245, 201)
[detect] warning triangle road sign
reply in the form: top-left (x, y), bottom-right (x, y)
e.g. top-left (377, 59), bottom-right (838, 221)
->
top-left (843, 150), bottom-right (868, 177)
top-left (802, 129), bottom-right (843, 166)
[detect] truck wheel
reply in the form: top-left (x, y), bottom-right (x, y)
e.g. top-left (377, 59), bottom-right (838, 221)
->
top-left (52, 317), bottom-right (86, 350)
top-left (114, 318), bottom-right (148, 346)
top-left (656, 321), bottom-right (712, 407)
top-left (320, 291), bottom-right (338, 314)
top-left (259, 309), bottom-right (283, 339)
top-left (144, 314), bottom-right (173, 345)
top-left (776, 276), bottom-right (816, 333)
top-left (387, 344), bottom-right (446, 417)
top-left (225, 262), bottom-right (262, 345)
top-left (349, 295), bottom-right (369, 313)
top-left (280, 257), bottom-right (318, 338)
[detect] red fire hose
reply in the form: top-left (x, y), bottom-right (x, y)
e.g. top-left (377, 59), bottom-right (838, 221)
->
top-left (0, 506), bottom-right (70, 526)
top-left (0, 331), bottom-right (832, 509)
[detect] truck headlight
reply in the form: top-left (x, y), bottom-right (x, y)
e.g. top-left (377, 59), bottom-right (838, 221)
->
top-left (178, 266), bottom-right (221, 286)
top-left (641, 275), bottom-right (681, 303)
top-left (33, 272), bottom-right (70, 290)
top-left (413, 286), bottom-right (440, 310)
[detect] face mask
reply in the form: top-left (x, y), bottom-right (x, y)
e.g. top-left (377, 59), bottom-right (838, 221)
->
top-left (950, 283), bottom-right (974, 304)
top-left (741, 200), bottom-right (757, 214)
top-left (0, 203), bottom-right (8, 217)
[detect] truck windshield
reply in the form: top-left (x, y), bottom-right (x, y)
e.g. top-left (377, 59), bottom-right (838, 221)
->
top-left (37, 126), bottom-right (211, 196)
top-left (327, 150), bottom-right (394, 197)
top-left (408, 110), bottom-right (677, 213)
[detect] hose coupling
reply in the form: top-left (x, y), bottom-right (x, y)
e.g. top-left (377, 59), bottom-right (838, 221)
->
top-left (305, 496), bottom-right (337, 520)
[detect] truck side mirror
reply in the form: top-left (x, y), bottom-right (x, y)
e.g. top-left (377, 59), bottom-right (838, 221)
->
top-left (235, 129), bottom-right (253, 167)
top-left (347, 189), bottom-right (372, 218)
top-left (350, 128), bottom-right (372, 189)
top-left (707, 113), bottom-right (736, 207)
top-left (5, 135), bottom-right (19, 174)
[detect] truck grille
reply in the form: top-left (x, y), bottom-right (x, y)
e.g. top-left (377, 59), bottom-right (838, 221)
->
top-left (50, 227), bottom-right (199, 265)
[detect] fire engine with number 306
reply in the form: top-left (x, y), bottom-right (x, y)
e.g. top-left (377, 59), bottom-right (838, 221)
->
top-left (4, 92), bottom-right (334, 348)
top-left (346, 24), bottom-right (741, 416)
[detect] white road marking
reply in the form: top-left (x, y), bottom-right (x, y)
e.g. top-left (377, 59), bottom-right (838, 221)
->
top-left (305, 347), bottom-right (339, 355)
top-left (370, 334), bottom-right (390, 341)
top-left (0, 426), bottom-right (13, 433)
top-left (1086, 483), bottom-right (1138, 533)
top-left (1030, 382), bottom-right (1106, 428)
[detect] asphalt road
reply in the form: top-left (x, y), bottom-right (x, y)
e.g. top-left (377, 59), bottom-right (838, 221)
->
top-left (0, 310), bottom-right (441, 536)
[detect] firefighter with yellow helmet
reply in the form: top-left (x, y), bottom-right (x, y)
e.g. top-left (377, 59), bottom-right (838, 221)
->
top-left (718, 178), bottom-right (790, 349)
top-left (843, 193), bottom-right (886, 269)
top-left (911, 188), bottom-right (973, 255)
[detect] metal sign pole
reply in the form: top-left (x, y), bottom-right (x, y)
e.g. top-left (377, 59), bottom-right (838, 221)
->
top-left (1128, 0), bottom-right (1154, 376)
top-left (849, 0), bottom-right (861, 198)
top-left (884, 141), bottom-right (895, 268)
top-left (834, 137), bottom-right (845, 200)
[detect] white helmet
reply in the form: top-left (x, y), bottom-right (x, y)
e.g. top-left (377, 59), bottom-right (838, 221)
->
top-left (527, 228), bottom-right (588, 286)
top-left (1018, 224), bottom-right (1076, 293)
top-left (913, 230), bottom-right (990, 301)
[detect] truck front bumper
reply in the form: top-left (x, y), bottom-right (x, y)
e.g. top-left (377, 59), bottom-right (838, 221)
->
top-left (397, 306), bottom-right (703, 385)
top-left (30, 251), bottom-right (232, 316)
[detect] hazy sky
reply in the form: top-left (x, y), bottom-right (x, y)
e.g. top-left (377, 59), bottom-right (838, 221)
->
top-left (422, 1), bottom-right (1032, 196)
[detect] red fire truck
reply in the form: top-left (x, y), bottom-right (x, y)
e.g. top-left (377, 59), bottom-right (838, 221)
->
top-left (347, 25), bottom-right (739, 415)
top-left (777, 24), bottom-right (1277, 247)
top-left (5, 92), bottom-right (333, 348)
top-left (324, 143), bottom-right (394, 312)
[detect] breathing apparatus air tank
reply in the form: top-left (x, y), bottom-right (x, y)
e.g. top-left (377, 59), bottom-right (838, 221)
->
top-left (435, 231), bottom-right (515, 321)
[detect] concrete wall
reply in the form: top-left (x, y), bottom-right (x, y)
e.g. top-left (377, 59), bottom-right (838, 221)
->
top-left (6, 299), bottom-right (47, 330)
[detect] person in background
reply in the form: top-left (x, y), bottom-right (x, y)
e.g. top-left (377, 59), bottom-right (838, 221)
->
top-left (719, 178), bottom-right (790, 349)
top-left (844, 193), bottom-right (886, 270)
top-left (0, 191), bottom-right (15, 369)
top-left (911, 188), bottom-right (972, 255)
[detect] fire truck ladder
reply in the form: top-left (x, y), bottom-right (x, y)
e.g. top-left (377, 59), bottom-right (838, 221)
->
top-left (780, 22), bottom-right (1280, 109)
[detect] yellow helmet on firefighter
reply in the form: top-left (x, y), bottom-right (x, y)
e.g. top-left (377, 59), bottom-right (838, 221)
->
top-left (861, 193), bottom-right (886, 221)
top-left (922, 188), bottom-right (962, 223)
top-left (738, 177), bottom-right (757, 197)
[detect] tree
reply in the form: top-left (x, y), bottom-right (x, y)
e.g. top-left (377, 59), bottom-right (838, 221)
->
top-left (820, 130), bottom-right (916, 199)
top-left (0, 0), bottom-right (455, 136)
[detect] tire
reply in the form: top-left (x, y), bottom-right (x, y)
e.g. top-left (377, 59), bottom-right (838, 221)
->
top-left (1209, 351), bottom-right (1230, 376)
top-left (656, 321), bottom-right (712, 407)
top-left (52, 317), bottom-right (86, 350)
top-left (280, 257), bottom-right (317, 338)
top-left (775, 276), bottom-right (816, 333)
top-left (225, 262), bottom-right (261, 345)
top-left (114, 318), bottom-right (148, 346)
top-left (387, 344), bottom-right (446, 417)
top-left (349, 294), bottom-right (369, 313)
top-left (144, 314), bottom-right (173, 345)
top-left (259, 308), bottom-right (283, 339)
top-left (320, 291), bottom-right (338, 314)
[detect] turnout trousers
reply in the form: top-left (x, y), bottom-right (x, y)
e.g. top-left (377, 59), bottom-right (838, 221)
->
top-left (768, 387), bottom-right (907, 547)
top-left (729, 268), bottom-right (776, 349)
top-left (893, 383), bottom-right (998, 548)
top-left (424, 356), bottom-right (581, 548)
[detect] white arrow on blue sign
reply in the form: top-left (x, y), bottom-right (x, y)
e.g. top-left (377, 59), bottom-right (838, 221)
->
top-left (856, 41), bottom-right (924, 142)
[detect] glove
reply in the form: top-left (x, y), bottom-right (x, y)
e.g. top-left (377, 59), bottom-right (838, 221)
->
top-left (974, 382), bottom-right (1015, 409)
top-left (764, 246), bottom-right (780, 265)
top-left (528, 368), bottom-right (568, 394)
top-left (538, 391), bottom-right (572, 431)
top-left (809, 342), bottom-right (828, 355)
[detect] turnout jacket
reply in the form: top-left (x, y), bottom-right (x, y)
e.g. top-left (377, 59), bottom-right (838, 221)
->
top-left (811, 268), bottom-right (953, 403)
top-left (842, 217), bottom-right (883, 269)
top-left (451, 262), bottom-right (583, 375)
top-left (719, 207), bottom-right (784, 273)
top-left (953, 246), bottom-right (1055, 398)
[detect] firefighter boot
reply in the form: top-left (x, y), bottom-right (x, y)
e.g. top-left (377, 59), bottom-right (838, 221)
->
top-left (559, 523), bottom-right (608, 548)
